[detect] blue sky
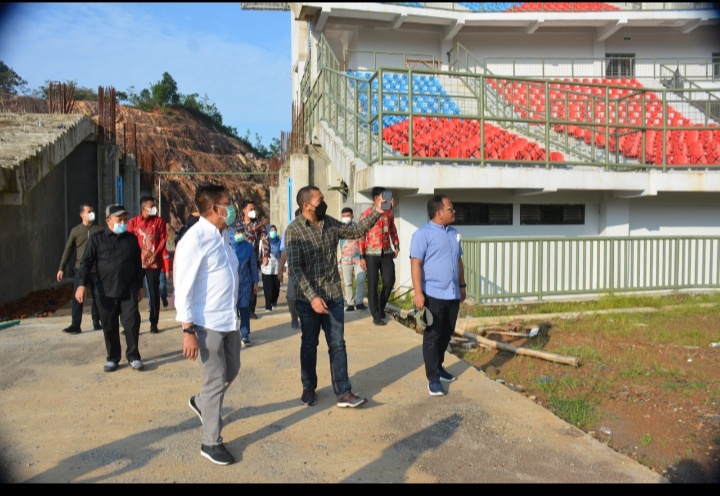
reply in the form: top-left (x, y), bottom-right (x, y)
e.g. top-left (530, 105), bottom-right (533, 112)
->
top-left (0, 2), bottom-right (291, 147)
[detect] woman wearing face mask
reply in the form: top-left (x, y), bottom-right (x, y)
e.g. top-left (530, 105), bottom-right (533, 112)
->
top-left (259, 225), bottom-right (282, 312)
top-left (231, 228), bottom-right (259, 347)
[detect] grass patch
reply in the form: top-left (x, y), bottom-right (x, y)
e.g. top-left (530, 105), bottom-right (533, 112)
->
top-left (641, 433), bottom-right (654, 447)
top-left (547, 396), bottom-right (599, 429)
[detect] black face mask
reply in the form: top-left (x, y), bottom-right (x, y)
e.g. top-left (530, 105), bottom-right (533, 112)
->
top-left (314, 201), bottom-right (328, 219)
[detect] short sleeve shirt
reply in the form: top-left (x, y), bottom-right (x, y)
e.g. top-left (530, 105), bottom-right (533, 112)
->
top-left (409, 221), bottom-right (463, 300)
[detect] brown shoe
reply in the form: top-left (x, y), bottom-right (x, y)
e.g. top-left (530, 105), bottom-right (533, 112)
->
top-left (336, 391), bottom-right (367, 408)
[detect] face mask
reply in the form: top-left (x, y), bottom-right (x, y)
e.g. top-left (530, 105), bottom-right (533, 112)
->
top-left (112, 223), bottom-right (127, 235)
top-left (269, 231), bottom-right (278, 239)
top-left (234, 232), bottom-right (245, 243)
top-left (148, 206), bottom-right (158, 216)
top-left (314, 201), bottom-right (328, 220)
top-left (217, 204), bottom-right (236, 226)
top-left (248, 209), bottom-right (257, 219)
top-left (87, 212), bottom-right (96, 222)
top-left (341, 217), bottom-right (351, 224)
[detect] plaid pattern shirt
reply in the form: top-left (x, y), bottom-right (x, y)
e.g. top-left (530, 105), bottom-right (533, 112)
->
top-left (286, 209), bottom-right (381, 302)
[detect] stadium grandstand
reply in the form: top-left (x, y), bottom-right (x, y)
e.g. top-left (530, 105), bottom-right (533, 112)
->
top-left (262, 2), bottom-right (720, 302)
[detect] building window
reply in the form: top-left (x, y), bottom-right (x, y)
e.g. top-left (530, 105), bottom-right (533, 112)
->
top-left (520, 204), bottom-right (585, 225)
top-left (713, 52), bottom-right (720, 81)
top-left (453, 203), bottom-right (512, 226)
top-left (605, 53), bottom-right (635, 77)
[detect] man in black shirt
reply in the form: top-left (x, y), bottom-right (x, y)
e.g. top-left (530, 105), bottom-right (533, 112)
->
top-left (76, 204), bottom-right (145, 372)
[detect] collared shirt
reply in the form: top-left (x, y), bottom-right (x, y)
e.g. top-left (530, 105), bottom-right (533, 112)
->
top-left (339, 223), bottom-right (363, 265)
top-left (127, 214), bottom-right (168, 269)
top-left (174, 216), bottom-right (239, 332)
top-left (78, 228), bottom-right (143, 298)
top-left (359, 208), bottom-right (399, 256)
top-left (286, 210), bottom-right (381, 302)
top-left (59, 222), bottom-right (103, 271)
top-left (410, 221), bottom-right (464, 300)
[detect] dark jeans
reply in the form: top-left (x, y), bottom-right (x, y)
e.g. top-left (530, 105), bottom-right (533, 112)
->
top-left (72, 271), bottom-right (100, 328)
top-left (143, 268), bottom-right (161, 326)
top-left (296, 297), bottom-right (351, 397)
top-left (422, 294), bottom-right (460, 383)
top-left (262, 273), bottom-right (280, 310)
top-left (94, 286), bottom-right (141, 364)
top-left (365, 253), bottom-right (396, 320)
top-left (238, 307), bottom-right (250, 341)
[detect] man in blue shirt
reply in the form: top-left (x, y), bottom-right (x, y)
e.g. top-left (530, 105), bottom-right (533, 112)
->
top-left (410, 194), bottom-right (466, 397)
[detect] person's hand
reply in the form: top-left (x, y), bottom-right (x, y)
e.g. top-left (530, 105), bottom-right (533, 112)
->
top-left (460, 287), bottom-right (466, 303)
top-left (183, 331), bottom-right (199, 361)
top-left (75, 285), bottom-right (87, 303)
top-left (138, 287), bottom-right (144, 302)
top-left (253, 284), bottom-right (259, 294)
top-left (277, 272), bottom-right (284, 284)
top-left (413, 292), bottom-right (425, 311)
top-left (373, 194), bottom-right (386, 214)
top-left (311, 296), bottom-right (329, 314)
top-left (393, 249), bottom-right (399, 259)
top-left (359, 259), bottom-right (367, 271)
top-left (56, 270), bottom-right (64, 283)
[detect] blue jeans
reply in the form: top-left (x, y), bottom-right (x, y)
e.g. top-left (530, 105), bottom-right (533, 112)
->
top-left (296, 297), bottom-right (351, 397)
top-left (238, 307), bottom-right (250, 341)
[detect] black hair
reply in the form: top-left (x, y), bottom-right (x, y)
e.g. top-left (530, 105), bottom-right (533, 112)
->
top-left (341, 207), bottom-right (353, 215)
top-left (140, 196), bottom-right (155, 206)
top-left (296, 185), bottom-right (320, 207)
top-left (371, 186), bottom-right (385, 199)
top-left (427, 194), bottom-right (448, 220)
top-left (79, 203), bottom-right (93, 213)
top-left (241, 199), bottom-right (254, 210)
top-left (195, 184), bottom-right (226, 214)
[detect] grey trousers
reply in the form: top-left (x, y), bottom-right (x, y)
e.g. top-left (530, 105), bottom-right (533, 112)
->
top-left (195, 326), bottom-right (241, 446)
top-left (341, 263), bottom-right (366, 306)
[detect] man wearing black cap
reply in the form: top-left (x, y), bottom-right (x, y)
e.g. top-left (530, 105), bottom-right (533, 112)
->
top-left (76, 204), bottom-right (145, 372)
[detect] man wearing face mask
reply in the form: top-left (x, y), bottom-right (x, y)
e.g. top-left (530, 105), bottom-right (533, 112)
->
top-left (338, 208), bottom-right (366, 312)
top-left (235, 200), bottom-right (265, 319)
top-left (57, 203), bottom-right (103, 334)
top-left (76, 205), bottom-right (144, 372)
top-left (173, 184), bottom-right (242, 466)
top-left (286, 186), bottom-right (388, 408)
top-left (127, 196), bottom-right (168, 334)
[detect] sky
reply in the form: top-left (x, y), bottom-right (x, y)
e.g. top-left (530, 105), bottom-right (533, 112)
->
top-left (0, 2), bottom-right (291, 147)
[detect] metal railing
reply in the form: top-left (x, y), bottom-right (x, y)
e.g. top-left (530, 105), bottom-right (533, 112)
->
top-left (382, 2), bottom-right (718, 13)
top-left (461, 235), bottom-right (720, 302)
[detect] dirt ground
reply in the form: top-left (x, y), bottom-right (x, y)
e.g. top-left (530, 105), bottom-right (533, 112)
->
top-left (2, 286), bottom-right (714, 483)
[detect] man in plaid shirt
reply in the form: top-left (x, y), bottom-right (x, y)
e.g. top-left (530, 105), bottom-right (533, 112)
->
top-left (286, 185), bottom-right (388, 409)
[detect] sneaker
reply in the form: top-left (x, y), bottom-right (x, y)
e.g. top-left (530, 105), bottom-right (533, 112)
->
top-left (439, 367), bottom-right (456, 383)
top-left (290, 320), bottom-right (300, 330)
top-left (62, 325), bottom-right (81, 335)
top-left (103, 361), bottom-right (118, 372)
top-left (373, 318), bottom-right (387, 326)
top-left (200, 443), bottom-right (235, 465)
top-left (92, 321), bottom-right (103, 331)
top-left (336, 392), bottom-right (367, 408)
top-left (150, 325), bottom-right (159, 334)
top-left (345, 305), bottom-right (356, 312)
top-left (130, 359), bottom-right (144, 371)
top-left (188, 396), bottom-right (202, 423)
top-left (265, 308), bottom-right (272, 313)
top-left (300, 388), bottom-right (317, 406)
top-left (428, 381), bottom-right (445, 396)
top-left (242, 338), bottom-right (251, 347)
top-left (161, 296), bottom-right (168, 308)
top-left (355, 304), bottom-right (367, 310)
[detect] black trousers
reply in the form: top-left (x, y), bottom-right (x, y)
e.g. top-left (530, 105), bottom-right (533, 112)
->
top-left (72, 271), bottom-right (100, 328)
top-left (422, 295), bottom-right (460, 383)
top-left (365, 253), bottom-right (396, 320)
top-left (94, 286), bottom-right (141, 363)
top-left (262, 273), bottom-right (280, 310)
top-left (143, 268), bottom-right (161, 326)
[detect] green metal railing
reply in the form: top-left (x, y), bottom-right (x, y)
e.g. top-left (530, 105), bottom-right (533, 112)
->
top-left (460, 235), bottom-right (720, 302)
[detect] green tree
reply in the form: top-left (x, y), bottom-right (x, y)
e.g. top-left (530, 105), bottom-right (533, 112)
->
top-left (0, 61), bottom-right (28, 95)
top-left (151, 72), bottom-right (179, 106)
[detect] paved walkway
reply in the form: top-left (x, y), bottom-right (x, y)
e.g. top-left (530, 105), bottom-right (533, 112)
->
top-left (0, 289), bottom-right (668, 483)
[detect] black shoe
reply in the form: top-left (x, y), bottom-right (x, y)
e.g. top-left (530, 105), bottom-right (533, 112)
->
top-left (301, 388), bottom-right (317, 406)
top-left (161, 296), bottom-right (168, 308)
top-left (150, 325), bottom-right (159, 334)
top-left (62, 325), bottom-right (81, 334)
top-left (242, 338), bottom-right (251, 347)
top-left (373, 318), bottom-right (387, 326)
top-left (345, 305), bottom-right (355, 312)
top-left (439, 367), bottom-right (457, 383)
top-left (200, 443), bottom-right (235, 465)
top-left (188, 396), bottom-right (202, 423)
top-left (92, 321), bottom-right (102, 331)
top-left (355, 304), bottom-right (367, 310)
top-left (250, 312), bottom-right (259, 320)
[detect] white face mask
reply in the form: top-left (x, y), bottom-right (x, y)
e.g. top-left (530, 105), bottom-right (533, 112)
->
top-left (86, 212), bottom-right (96, 222)
top-left (341, 217), bottom-right (352, 224)
top-left (148, 206), bottom-right (158, 216)
top-left (248, 210), bottom-right (257, 219)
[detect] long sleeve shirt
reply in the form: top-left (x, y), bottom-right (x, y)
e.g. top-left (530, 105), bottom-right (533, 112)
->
top-left (359, 208), bottom-right (399, 256)
top-left (231, 239), bottom-right (259, 308)
top-left (286, 210), bottom-right (381, 303)
top-left (338, 223), bottom-right (363, 265)
top-left (58, 222), bottom-right (103, 271)
top-left (173, 216), bottom-right (239, 332)
top-left (127, 214), bottom-right (168, 269)
top-left (77, 228), bottom-right (143, 298)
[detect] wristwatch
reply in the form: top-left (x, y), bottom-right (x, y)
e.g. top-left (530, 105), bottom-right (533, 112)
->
top-left (183, 324), bottom-right (197, 334)
top-left (459, 284), bottom-right (467, 288)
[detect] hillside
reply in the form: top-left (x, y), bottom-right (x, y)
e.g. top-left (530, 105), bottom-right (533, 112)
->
top-left (75, 100), bottom-right (272, 240)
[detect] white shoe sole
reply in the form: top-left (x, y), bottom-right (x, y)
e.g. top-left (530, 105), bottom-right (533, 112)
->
top-left (200, 449), bottom-right (233, 465)
top-left (428, 385), bottom-right (445, 396)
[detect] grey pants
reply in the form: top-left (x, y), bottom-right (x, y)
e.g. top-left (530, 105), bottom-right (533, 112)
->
top-left (341, 263), bottom-right (366, 306)
top-left (195, 326), bottom-right (241, 446)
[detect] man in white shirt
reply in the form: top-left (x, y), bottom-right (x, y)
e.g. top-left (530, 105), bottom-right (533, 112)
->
top-left (174, 184), bottom-right (240, 466)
